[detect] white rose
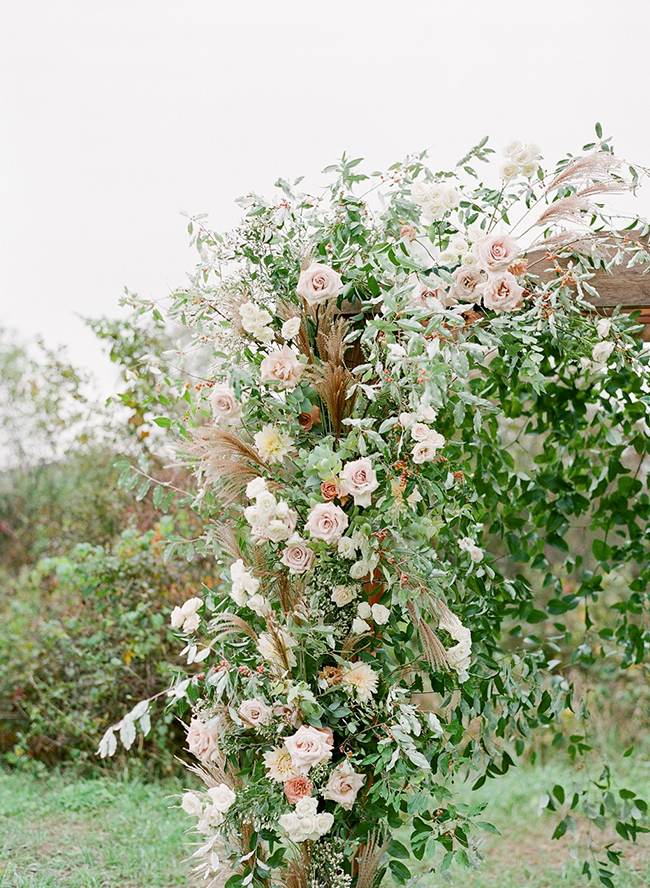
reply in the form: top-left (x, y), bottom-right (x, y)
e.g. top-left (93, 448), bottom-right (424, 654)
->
top-left (349, 560), bottom-right (371, 580)
top-left (410, 423), bottom-right (432, 442)
top-left (521, 161), bottom-right (539, 178)
top-left (209, 383), bottom-right (241, 422)
top-left (357, 601), bottom-right (372, 619)
top-left (282, 317), bottom-right (301, 340)
top-left (296, 263), bottom-right (343, 306)
top-left (246, 476), bottom-right (268, 499)
top-left (182, 612), bottom-right (200, 634)
top-left (207, 783), bottom-right (236, 814)
top-left (597, 318), bottom-right (612, 339)
top-left (412, 434), bottom-right (445, 464)
top-left (592, 341), bottom-right (615, 364)
top-left (331, 584), bottom-right (358, 607)
top-left (246, 594), bottom-right (270, 616)
top-left (295, 796), bottom-right (319, 817)
top-left (502, 139), bottom-right (523, 158)
top-left (451, 266), bottom-right (483, 302)
top-left (305, 502), bottom-right (349, 543)
top-left (352, 617), bottom-right (372, 634)
top-left (371, 603), bottom-right (390, 625)
top-left (181, 597), bottom-right (202, 616)
top-left (500, 161), bottom-right (519, 181)
top-left (399, 412), bottom-right (415, 428)
top-left (459, 537), bottom-right (483, 562)
top-left (181, 792), bottom-right (203, 816)
top-left (512, 147), bottom-right (534, 165)
top-left (315, 812), bottom-right (335, 835)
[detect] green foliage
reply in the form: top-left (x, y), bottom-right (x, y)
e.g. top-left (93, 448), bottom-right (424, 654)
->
top-left (0, 523), bottom-right (217, 772)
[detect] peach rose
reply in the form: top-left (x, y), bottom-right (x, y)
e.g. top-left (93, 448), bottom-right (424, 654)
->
top-left (339, 457), bottom-right (379, 508)
top-left (284, 725), bottom-right (334, 773)
top-left (260, 346), bottom-right (304, 389)
top-left (238, 698), bottom-right (273, 728)
top-left (283, 775), bottom-right (313, 804)
top-left (305, 502), bottom-right (349, 543)
top-left (323, 763), bottom-right (365, 810)
top-left (186, 717), bottom-right (221, 763)
top-left (320, 478), bottom-right (342, 501)
top-left (478, 272), bottom-right (524, 313)
top-left (451, 266), bottom-right (484, 302)
top-left (280, 537), bottom-right (316, 574)
top-left (298, 405), bottom-right (321, 431)
top-left (296, 263), bottom-right (343, 306)
top-left (209, 383), bottom-right (241, 421)
top-left (477, 234), bottom-right (520, 271)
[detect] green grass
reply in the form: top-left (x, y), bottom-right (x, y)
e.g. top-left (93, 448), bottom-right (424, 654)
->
top-left (1, 761), bottom-right (649, 887)
top-left (0, 770), bottom-right (192, 887)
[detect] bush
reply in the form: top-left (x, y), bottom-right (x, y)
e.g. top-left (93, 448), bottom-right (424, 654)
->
top-left (0, 520), bottom-right (217, 772)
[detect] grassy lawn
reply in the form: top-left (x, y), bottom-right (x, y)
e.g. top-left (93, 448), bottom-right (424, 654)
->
top-left (1, 760), bottom-right (649, 887)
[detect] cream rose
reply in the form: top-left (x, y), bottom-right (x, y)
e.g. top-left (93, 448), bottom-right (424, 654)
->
top-left (209, 383), bottom-right (241, 421)
top-left (477, 234), bottom-right (520, 271)
top-left (412, 432), bottom-right (445, 464)
top-left (260, 346), bottom-right (304, 389)
top-left (296, 263), bottom-right (343, 306)
top-left (280, 537), bottom-right (316, 574)
top-left (323, 763), bottom-right (365, 810)
top-left (207, 783), bottom-right (236, 813)
top-left (451, 266), bottom-right (484, 302)
top-left (479, 272), bottom-right (524, 313)
top-left (305, 502), bottom-right (349, 543)
top-left (181, 791), bottom-right (203, 816)
top-left (238, 698), bottom-right (273, 728)
top-left (284, 725), bottom-right (334, 773)
top-left (331, 584), bottom-right (358, 607)
top-left (186, 717), bottom-right (221, 763)
top-left (339, 457), bottom-right (379, 507)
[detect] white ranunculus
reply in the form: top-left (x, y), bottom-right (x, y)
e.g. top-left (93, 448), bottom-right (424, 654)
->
top-left (295, 796), bottom-right (319, 817)
top-left (596, 318), bottom-right (612, 339)
top-left (246, 594), bottom-right (270, 616)
top-left (521, 161), bottom-right (539, 178)
top-left (182, 612), bottom-right (200, 634)
top-left (170, 606), bottom-right (184, 628)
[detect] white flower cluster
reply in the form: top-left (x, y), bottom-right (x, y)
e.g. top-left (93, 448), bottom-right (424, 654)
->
top-left (244, 477), bottom-right (297, 544)
top-left (181, 783), bottom-right (236, 833)
top-left (399, 412), bottom-right (445, 464)
top-left (278, 797), bottom-right (334, 843)
top-left (352, 601), bottom-right (390, 634)
top-left (229, 559), bottom-right (268, 615)
top-left (459, 536), bottom-right (483, 563)
top-left (239, 300), bottom-right (274, 343)
top-left (170, 597), bottom-right (202, 634)
top-left (500, 139), bottom-right (542, 181)
top-left (411, 181), bottom-right (460, 221)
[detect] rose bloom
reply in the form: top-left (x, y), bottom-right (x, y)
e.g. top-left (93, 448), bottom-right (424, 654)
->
top-left (264, 510), bottom-right (298, 543)
top-left (592, 340), bottom-right (615, 364)
top-left (282, 316), bottom-right (301, 340)
top-left (298, 405), bottom-right (321, 431)
top-left (337, 536), bottom-right (357, 558)
top-left (451, 266), bottom-right (483, 302)
top-left (476, 234), bottom-right (520, 271)
top-left (280, 537), bottom-right (316, 574)
top-left (371, 603), bottom-right (390, 625)
top-left (479, 272), bottom-right (524, 313)
top-left (181, 791), bottom-right (203, 816)
top-left (284, 725), bottom-right (334, 773)
top-left (331, 584), bottom-right (357, 607)
top-left (283, 775), bottom-right (313, 804)
top-left (186, 717), bottom-right (221, 763)
top-left (352, 617), bottom-right (371, 634)
top-left (410, 422), bottom-right (433, 442)
top-left (296, 263), bottom-right (343, 306)
top-left (412, 432), bottom-right (445, 464)
top-left (209, 383), bottom-right (241, 421)
top-left (339, 457), bottom-right (379, 507)
top-left (323, 763), bottom-right (365, 811)
top-left (305, 502), bottom-right (349, 543)
top-left (207, 783), bottom-right (237, 813)
top-left (238, 698), bottom-right (273, 728)
top-left (320, 477), bottom-right (342, 500)
top-left (260, 346), bottom-right (304, 390)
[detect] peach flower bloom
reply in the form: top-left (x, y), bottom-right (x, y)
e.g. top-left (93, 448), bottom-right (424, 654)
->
top-left (476, 234), bottom-right (520, 271)
top-left (283, 775), bottom-right (313, 804)
top-left (260, 346), bottom-right (304, 389)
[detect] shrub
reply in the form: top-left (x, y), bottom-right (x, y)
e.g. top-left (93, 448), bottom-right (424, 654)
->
top-left (0, 520), bottom-right (217, 772)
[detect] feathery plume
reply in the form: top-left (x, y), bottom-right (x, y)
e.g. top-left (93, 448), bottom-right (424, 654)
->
top-left (184, 428), bottom-right (270, 503)
top-left (547, 152), bottom-right (621, 191)
top-left (355, 830), bottom-right (390, 888)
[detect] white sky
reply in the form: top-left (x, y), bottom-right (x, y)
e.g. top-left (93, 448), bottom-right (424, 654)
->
top-left (2, 0), bottom-right (650, 397)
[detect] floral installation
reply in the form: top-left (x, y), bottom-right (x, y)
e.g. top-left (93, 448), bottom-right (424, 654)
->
top-left (100, 128), bottom-right (650, 887)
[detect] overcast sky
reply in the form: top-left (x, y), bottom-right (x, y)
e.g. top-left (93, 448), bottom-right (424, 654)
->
top-left (2, 0), bottom-right (649, 397)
